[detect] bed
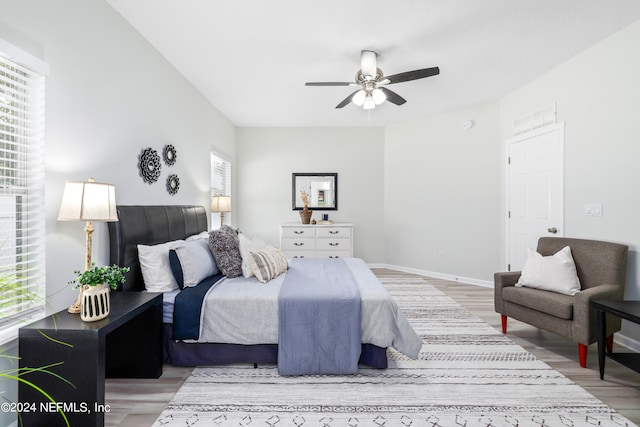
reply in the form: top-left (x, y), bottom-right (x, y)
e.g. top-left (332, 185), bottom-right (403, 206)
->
top-left (108, 205), bottom-right (421, 374)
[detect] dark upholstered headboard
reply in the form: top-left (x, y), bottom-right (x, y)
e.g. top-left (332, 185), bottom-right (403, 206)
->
top-left (108, 205), bottom-right (208, 291)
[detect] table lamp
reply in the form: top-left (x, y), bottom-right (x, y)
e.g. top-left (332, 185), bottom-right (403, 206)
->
top-left (211, 195), bottom-right (231, 228)
top-left (58, 178), bottom-right (118, 314)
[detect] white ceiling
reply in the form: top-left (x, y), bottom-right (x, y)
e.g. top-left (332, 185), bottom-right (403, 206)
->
top-left (106, 0), bottom-right (640, 128)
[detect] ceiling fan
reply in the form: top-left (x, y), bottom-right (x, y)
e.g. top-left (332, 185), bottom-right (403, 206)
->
top-left (305, 50), bottom-right (440, 110)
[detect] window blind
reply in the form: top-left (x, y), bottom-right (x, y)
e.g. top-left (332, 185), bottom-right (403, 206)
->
top-left (0, 43), bottom-right (46, 345)
top-left (210, 153), bottom-right (231, 228)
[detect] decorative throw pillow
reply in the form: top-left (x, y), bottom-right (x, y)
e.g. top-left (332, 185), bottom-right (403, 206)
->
top-left (138, 240), bottom-right (184, 292)
top-left (515, 246), bottom-right (582, 295)
top-left (249, 245), bottom-right (288, 283)
top-left (208, 225), bottom-right (243, 278)
top-left (238, 233), bottom-right (266, 278)
top-left (169, 238), bottom-right (219, 289)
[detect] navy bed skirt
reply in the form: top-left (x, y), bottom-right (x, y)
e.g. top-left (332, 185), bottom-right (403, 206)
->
top-left (162, 323), bottom-right (388, 369)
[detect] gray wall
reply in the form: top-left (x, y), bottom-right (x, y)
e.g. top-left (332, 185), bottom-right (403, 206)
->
top-left (0, 2), bottom-right (235, 424)
top-left (236, 127), bottom-right (386, 263)
top-left (1, 0), bottom-right (236, 314)
top-left (499, 19), bottom-right (640, 344)
top-left (384, 102), bottom-right (502, 284)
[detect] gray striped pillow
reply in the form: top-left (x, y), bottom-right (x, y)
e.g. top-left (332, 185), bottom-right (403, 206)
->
top-left (249, 246), bottom-right (288, 283)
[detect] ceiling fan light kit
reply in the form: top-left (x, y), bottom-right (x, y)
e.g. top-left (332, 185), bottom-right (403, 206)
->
top-left (305, 50), bottom-right (439, 110)
top-left (363, 95), bottom-right (376, 110)
top-left (372, 88), bottom-right (386, 105)
top-left (352, 89), bottom-right (366, 106)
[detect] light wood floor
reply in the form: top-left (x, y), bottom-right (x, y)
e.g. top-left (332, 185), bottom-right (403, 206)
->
top-left (105, 269), bottom-right (640, 426)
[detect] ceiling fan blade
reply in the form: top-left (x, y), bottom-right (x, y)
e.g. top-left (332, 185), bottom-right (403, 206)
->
top-left (360, 50), bottom-right (377, 79)
top-left (379, 87), bottom-right (407, 105)
top-left (384, 67), bottom-right (440, 84)
top-left (335, 91), bottom-right (360, 108)
top-left (305, 82), bottom-right (354, 86)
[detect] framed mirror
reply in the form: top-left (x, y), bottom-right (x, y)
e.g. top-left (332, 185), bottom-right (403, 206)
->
top-left (292, 173), bottom-right (338, 210)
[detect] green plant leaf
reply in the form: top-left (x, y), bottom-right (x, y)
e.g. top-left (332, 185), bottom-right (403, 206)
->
top-left (0, 373), bottom-right (70, 427)
top-left (69, 263), bottom-right (130, 290)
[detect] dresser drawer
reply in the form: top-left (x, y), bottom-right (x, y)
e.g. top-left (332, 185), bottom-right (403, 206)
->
top-left (317, 227), bottom-right (351, 238)
top-left (283, 251), bottom-right (314, 260)
top-left (282, 227), bottom-right (316, 238)
top-left (316, 238), bottom-right (351, 251)
top-left (316, 250), bottom-right (352, 259)
top-left (280, 238), bottom-right (316, 251)
top-left (280, 223), bottom-right (353, 259)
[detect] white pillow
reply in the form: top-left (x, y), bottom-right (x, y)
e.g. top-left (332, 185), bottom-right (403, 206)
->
top-left (249, 245), bottom-right (288, 283)
top-left (170, 239), bottom-right (218, 288)
top-left (138, 240), bottom-right (184, 292)
top-left (516, 246), bottom-right (581, 295)
top-left (238, 233), bottom-right (266, 278)
top-left (186, 231), bottom-right (210, 241)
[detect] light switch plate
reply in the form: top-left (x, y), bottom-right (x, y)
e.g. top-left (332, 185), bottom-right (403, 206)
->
top-left (584, 203), bottom-right (603, 217)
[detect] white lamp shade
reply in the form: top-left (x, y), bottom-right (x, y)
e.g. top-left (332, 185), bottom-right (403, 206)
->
top-left (352, 90), bottom-right (366, 106)
top-left (211, 195), bottom-right (232, 212)
top-left (372, 88), bottom-right (386, 105)
top-left (58, 180), bottom-right (118, 222)
top-left (363, 94), bottom-right (376, 110)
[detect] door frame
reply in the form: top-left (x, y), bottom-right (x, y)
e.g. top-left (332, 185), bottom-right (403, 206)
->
top-left (505, 122), bottom-right (565, 271)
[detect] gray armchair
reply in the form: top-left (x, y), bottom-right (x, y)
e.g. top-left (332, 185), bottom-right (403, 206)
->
top-left (494, 237), bottom-right (628, 367)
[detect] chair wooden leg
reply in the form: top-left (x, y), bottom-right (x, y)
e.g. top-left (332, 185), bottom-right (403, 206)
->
top-left (607, 334), bottom-right (614, 353)
top-left (501, 315), bottom-right (507, 334)
top-left (579, 343), bottom-right (588, 368)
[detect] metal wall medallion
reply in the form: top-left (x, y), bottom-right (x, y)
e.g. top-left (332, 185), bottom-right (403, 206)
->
top-left (138, 147), bottom-right (161, 184)
top-left (166, 174), bottom-right (180, 195)
top-left (163, 144), bottom-right (177, 166)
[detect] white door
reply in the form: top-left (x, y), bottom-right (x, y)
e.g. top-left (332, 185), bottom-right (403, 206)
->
top-left (506, 123), bottom-right (564, 271)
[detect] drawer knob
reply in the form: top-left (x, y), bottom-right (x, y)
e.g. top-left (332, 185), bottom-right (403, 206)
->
top-left (329, 255), bottom-right (340, 259)
top-left (329, 231), bottom-right (339, 234)
top-left (294, 242), bottom-right (304, 246)
top-left (329, 242), bottom-right (339, 246)
top-left (294, 255), bottom-right (305, 258)
top-left (294, 230), bottom-right (304, 235)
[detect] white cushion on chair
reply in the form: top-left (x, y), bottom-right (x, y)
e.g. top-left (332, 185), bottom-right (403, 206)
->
top-left (515, 246), bottom-right (581, 295)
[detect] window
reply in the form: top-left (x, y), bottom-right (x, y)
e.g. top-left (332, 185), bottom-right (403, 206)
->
top-left (210, 152), bottom-right (231, 229)
top-left (0, 40), bottom-right (47, 344)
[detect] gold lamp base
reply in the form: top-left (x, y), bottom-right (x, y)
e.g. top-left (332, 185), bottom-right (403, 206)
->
top-left (68, 291), bottom-right (82, 314)
top-left (69, 220), bottom-right (94, 314)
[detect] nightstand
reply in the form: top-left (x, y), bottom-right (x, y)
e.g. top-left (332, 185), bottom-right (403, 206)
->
top-left (18, 292), bottom-right (162, 427)
top-left (592, 299), bottom-right (640, 380)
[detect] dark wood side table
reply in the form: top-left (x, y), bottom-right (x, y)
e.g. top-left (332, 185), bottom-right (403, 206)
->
top-left (18, 292), bottom-right (162, 427)
top-left (592, 299), bottom-right (640, 380)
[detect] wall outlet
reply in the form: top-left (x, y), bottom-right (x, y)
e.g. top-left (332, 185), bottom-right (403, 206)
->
top-left (584, 203), bottom-right (603, 217)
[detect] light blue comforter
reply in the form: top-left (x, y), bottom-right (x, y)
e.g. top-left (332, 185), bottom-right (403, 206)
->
top-left (278, 258), bottom-right (361, 375)
top-left (194, 258), bottom-right (422, 361)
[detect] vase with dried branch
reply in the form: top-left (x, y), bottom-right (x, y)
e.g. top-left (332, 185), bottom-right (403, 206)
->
top-left (299, 189), bottom-right (312, 224)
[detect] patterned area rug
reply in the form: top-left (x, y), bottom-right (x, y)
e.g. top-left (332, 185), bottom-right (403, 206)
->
top-left (153, 276), bottom-right (636, 427)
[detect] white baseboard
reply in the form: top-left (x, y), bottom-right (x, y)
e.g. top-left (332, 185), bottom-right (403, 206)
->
top-left (615, 329), bottom-right (640, 353)
top-left (369, 263), bottom-right (494, 288)
top-left (368, 263), bottom-right (640, 353)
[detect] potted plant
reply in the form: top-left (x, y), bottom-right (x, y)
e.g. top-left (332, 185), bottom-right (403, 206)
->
top-left (299, 189), bottom-right (312, 224)
top-left (70, 263), bottom-right (129, 322)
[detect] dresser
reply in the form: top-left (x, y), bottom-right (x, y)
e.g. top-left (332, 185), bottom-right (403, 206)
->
top-left (280, 223), bottom-right (353, 259)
